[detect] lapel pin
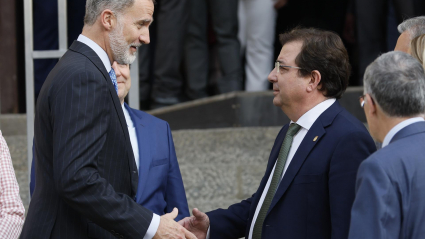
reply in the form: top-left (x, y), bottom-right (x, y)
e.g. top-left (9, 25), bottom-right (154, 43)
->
top-left (313, 136), bottom-right (318, 141)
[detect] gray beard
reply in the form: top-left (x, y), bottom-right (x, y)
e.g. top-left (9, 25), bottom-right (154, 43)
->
top-left (109, 24), bottom-right (138, 65)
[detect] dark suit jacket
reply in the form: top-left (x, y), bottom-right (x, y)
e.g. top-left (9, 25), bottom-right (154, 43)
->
top-left (349, 121), bottom-right (425, 239)
top-left (207, 101), bottom-right (376, 239)
top-left (29, 103), bottom-right (190, 221)
top-left (125, 103), bottom-right (189, 220)
top-left (21, 41), bottom-right (153, 239)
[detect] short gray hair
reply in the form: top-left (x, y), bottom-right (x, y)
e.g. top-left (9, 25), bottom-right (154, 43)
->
top-left (364, 51), bottom-right (425, 117)
top-left (397, 16), bottom-right (425, 39)
top-left (84, 0), bottom-right (134, 25)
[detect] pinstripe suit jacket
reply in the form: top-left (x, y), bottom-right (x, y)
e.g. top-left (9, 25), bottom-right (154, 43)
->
top-left (21, 41), bottom-right (153, 239)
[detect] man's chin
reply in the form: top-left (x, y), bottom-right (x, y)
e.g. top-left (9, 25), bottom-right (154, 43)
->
top-left (115, 56), bottom-right (136, 65)
top-left (272, 98), bottom-right (281, 107)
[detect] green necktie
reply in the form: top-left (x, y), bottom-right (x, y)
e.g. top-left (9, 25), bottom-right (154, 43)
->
top-left (252, 123), bottom-right (301, 239)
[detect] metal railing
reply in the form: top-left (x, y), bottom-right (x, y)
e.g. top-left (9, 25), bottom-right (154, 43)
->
top-left (24, 0), bottom-right (140, 201)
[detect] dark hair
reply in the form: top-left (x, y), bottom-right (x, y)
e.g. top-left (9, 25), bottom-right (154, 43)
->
top-left (279, 27), bottom-right (350, 99)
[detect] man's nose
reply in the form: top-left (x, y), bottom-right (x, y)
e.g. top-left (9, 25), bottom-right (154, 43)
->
top-left (140, 30), bottom-right (150, 44)
top-left (268, 68), bottom-right (277, 83)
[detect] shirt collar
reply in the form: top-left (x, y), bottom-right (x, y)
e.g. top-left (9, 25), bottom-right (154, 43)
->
top-left (290, 98), bottom-right (336, 130)
top-left (382, 117), bottom-right (424, 147)
top-left (77, 34), bottom-right (112, 73)
top-left (121, 104), bottom-right (134, 128)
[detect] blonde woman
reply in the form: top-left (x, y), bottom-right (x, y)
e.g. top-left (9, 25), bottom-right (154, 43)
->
top-left (410, 34), bottom-right (425, 69)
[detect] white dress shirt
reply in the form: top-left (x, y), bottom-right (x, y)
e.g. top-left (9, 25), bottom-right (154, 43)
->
top-left (382, 117), bottom-right (424, 148)
top-left (77, 35), bottom-right (111, 73)
top-left (122, 104), bottom-right (140, 172)
top-left (77, 35), bottom-right (160, 239)
top-left (246, 98), bottom-right (336, 239)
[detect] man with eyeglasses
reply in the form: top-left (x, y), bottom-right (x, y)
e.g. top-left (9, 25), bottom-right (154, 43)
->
top-left (349, 52), bottom-right (425, 239)
top-left (178, 27), bottom-right (376, 239)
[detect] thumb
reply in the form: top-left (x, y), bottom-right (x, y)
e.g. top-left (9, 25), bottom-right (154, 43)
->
top-left (192, 208), bottom-right (206, 220)
top-left (165, 207), bottom-right (179, 220)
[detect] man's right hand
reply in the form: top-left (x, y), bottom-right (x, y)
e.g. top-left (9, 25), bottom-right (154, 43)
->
top-left (153, 208), bottom-right (197, 239)
top-left (178, 208), bottom-right (209, 239)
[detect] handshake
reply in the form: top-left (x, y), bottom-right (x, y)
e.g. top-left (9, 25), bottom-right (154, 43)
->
top-left (154, 208), bottom-right (209, 239)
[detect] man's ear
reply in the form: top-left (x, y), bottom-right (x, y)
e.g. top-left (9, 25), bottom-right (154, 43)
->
top-left (306, 70), bottom-right (321, 92)
top-left (365, 94), bottom-right (377, 116)
top-left (100, 9), bottom-right (116, 31)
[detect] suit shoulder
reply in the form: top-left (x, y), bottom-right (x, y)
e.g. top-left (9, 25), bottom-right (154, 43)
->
top-left (46, 52), bottom-right (106, 93)
top-left (373, 132), bottom-right (425, 166)
top-left (129, 108), bottom-right (169, 127)
top-left (333, 108), bottom-right (370, 135)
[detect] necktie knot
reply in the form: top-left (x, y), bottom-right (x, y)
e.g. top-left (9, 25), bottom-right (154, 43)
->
top-left (109, 68), bottom-right (118, 95)
top-left (287, 123), bottom-right (301, 137)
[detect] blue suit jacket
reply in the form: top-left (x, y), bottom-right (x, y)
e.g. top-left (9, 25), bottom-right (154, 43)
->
top-left (349, 121), bottom-right (425, 239)
top-left (124, 103), bottom-right (189, 220)
top-left (30, 103), bottom-right (189, 220)
top-left (207, 101), bottom-right (376, 239)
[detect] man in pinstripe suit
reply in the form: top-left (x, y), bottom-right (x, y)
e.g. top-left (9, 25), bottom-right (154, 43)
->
top-left (21, 0), bottom-right (196, 238)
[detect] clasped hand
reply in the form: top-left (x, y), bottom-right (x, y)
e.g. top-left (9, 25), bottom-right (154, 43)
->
top-left (153, 208), bottom-right (197, 239)
top-left (178, 208), bottom-right (210, 239)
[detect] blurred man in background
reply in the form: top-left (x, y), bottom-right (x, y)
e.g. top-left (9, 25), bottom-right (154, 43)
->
top-left (394, 16), bottom-right (425, 53)
top-left (184, 0), bottom-right (242, 100)
top-left (350, 51), bottom-right (425, 239)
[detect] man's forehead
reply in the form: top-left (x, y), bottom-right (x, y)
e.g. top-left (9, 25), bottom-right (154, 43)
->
top-left (278, 41), bottom-right (303, 62)
top-left (125, 0), bottom-right (154, 16)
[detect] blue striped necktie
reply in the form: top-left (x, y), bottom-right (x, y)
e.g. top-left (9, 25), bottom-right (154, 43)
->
top-left (109, 68), bottom-right (118, 94)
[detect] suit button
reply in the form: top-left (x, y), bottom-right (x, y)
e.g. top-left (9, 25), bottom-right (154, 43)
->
top-left (133, 171), bottom-right (137, 174)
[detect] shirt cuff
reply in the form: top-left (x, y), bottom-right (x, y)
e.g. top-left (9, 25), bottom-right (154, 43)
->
top-left (206, 226), bottom-right (210, 239)
top-left (143, 213), bottom-right (160, 239)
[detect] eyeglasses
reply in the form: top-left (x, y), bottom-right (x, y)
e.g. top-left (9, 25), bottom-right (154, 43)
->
top-left (275, 61), bottom-right (302, 73)
top-left (359, 94), bottom-right (366, 108)
top-left (359, 94), bottom-right (375, 108)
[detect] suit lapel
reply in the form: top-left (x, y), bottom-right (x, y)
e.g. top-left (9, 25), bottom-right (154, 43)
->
top-left (267, 101), bottom-right (343, 215)
top-left (125, 104), bottom-right (153, 202)
top-left (69, 41), bottom-right (139, 195)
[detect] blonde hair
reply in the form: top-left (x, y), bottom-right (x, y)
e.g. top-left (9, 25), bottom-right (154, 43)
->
top-left (410, 34), bottom-right (425, 69)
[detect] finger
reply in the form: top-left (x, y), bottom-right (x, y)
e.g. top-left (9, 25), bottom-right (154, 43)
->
top-left (177, 217), bottom-right (189, 226)
top-left (164, 207), bottom-right (178, 219)
top-left (168, 207), bottom-right (178, 219)
top-left (183, 227), bottom-right (197, 239)
top-left (192, 208), bottom-right (206, 220)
